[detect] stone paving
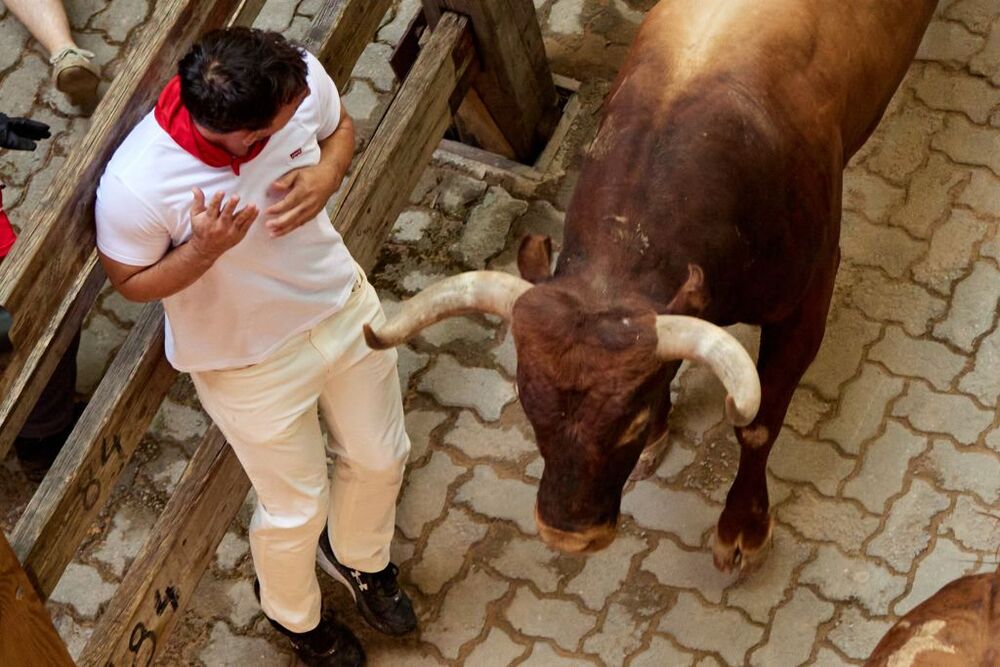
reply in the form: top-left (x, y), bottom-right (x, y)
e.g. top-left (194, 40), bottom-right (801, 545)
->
top-left (1, 0), bottom-right (999, 665)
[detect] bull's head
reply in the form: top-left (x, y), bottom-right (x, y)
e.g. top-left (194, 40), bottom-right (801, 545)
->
top-left (365, 238), bottom-right (760, 554)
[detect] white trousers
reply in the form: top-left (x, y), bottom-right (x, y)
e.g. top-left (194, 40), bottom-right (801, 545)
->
top-left (191, 269), bottom-right (410, 632)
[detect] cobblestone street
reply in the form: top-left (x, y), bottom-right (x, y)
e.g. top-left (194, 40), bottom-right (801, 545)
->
top-left (1, 0), bottom-right (999, 665)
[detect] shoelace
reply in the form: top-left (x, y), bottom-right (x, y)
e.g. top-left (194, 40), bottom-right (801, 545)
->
top-left (49, 47), bottom-right (96, 66)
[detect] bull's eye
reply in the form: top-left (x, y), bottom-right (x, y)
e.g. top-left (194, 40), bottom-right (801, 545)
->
top-left (616, 408), bottom-right (651, 447)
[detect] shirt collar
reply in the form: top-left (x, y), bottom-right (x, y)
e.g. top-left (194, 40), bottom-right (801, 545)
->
top-left (154, 76), bottom-right (269, 175)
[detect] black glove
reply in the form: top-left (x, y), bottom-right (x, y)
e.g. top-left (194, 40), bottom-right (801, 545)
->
top-left (0, 113), bottom-right (51, 151)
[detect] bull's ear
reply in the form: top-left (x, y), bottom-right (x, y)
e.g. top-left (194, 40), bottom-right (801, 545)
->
top-left (666, 264), bottom-right (709, 315)
top-left (518, 234), bottom-right (553, 283)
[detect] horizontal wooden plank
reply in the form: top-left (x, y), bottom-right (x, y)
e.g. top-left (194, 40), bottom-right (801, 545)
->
top-left (0, 532), bottom-right (74, 666)
top-left (77, 427), bottom-right (250, 667)
top-left (389, 10), bottom-right (428, 82)
top-left (336, 12), bottom-right (477, 270)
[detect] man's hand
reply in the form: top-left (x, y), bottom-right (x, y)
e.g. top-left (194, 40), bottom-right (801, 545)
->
top-left (265, 164), bottom-right (343, 238)
top-left (188, 188), bottom-right (259, 260)
top-left (0, 113), bottom-right (51, 151)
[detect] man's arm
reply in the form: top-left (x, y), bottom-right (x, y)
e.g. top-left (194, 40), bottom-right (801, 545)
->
top-left (265, 110), bottom-right (355, 238)
top-left (100, 189), bottom-right (258, 302)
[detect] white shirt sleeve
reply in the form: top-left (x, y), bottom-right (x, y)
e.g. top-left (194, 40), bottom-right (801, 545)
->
top-left (95, 171), bottom-right (172, 267)
top-left (304, 50), bottom-right (343, 140)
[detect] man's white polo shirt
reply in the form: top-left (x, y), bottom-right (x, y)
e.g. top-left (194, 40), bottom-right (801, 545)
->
top-left (95, 51), bottom-right (357, 372)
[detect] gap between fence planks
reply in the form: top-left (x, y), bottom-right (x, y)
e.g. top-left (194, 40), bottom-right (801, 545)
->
top-left (307, 0), bottom-right (394, 90)
top-left (0, 531), bottom-right (74, 666)
top-left (421, 0), bottom-right (560, 162)
top-left (81, 12), bottom-right (476, 665)
top-left (334, 12), bottom-right (477, 269)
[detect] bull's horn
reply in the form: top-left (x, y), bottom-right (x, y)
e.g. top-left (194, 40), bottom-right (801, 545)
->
top-left (655, 316), bottom-right (761, 426)
top-left (364, 271), bottom-right (533, 350)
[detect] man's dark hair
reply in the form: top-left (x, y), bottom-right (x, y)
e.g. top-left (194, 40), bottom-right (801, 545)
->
top-left (179, 27), bottom-right (308, 133)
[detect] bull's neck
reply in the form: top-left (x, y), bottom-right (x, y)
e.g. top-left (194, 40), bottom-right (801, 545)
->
top-left (554, 117), bottom-right (732, 309)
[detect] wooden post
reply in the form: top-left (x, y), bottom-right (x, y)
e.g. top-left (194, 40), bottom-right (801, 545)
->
top-left (77, 428), bottom-right (249, 667)
top-left (335, 12), bottom-right (477, 269)
top-left (0, 531), bottom-right (74, 666)
top-left (421, 0), bottom-right (559, 162)
top-left (305, 0), bottom-right (394, 90)
top-left (0, 0), bottom-right (248, 461)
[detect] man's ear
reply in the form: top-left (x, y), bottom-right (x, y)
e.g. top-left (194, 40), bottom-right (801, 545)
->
top-left (518, 234), bottom-right (553, 283)
top-left (666, 264), bottom-right (709, 315)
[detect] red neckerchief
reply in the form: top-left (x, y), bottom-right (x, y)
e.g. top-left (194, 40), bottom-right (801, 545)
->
top-left (154, 76), bottom-right (268, 175)
top-left (0, 185), bottom-right (16, 258)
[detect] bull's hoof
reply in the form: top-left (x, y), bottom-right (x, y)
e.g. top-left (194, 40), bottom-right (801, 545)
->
top-left (629, 431), bottom-right (670, 481)
top-left (712, 514), bottom-right (774, 576)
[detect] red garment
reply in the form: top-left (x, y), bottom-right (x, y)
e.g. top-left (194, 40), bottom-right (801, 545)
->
top-left (153, 76), bottom-right (269, 175)
top-left (0, 186), bottom-right (16, 258)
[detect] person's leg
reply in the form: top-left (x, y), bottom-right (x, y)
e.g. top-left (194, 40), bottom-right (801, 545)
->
top-left (3, 0), bottom-right (100, 111)
top-left (0, 249), bottom-right (82, 481)
top-left (14, 332), bottom-right (82, 481)
top-left (190, 333), bottom-right (332, 634)
top-left (2, 0), bottom-right (75, 55)
top-left (17, 332), bottom-right (80, 439)
top-left (315, 278), bottom-right (410, 573)
top-left (313, 274), bottom-right (414, 636)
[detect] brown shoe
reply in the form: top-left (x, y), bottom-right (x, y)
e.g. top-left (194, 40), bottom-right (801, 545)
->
top-left (50, 47), bottom-right (101, 113)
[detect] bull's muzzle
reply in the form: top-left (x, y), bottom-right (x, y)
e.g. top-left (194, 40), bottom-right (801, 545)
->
top-left (534, 505), bottom-right (618, 554)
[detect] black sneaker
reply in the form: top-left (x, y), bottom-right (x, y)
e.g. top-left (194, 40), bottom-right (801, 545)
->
top-left (253, 578), bottom-right (365, 667)
top-left (316, 529), bottom-right (417, 636)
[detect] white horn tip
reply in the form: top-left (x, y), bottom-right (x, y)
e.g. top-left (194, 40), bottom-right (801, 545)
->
top-left (725, 395), bottom-right (758, 427)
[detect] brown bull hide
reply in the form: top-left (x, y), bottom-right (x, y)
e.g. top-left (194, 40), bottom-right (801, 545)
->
top-left (865, 567), bottom-right (1000, 666)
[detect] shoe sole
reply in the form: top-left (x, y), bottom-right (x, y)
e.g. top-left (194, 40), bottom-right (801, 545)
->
top-left (316, 546), bottom-right (411, 637)
top-left (56, 67), bottom-right (100, 111)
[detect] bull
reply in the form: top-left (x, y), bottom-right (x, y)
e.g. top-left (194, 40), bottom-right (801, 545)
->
top-left (865, 564), bottom-right (1000, 666)
top-left (365, 0), bottom-right (938, 570)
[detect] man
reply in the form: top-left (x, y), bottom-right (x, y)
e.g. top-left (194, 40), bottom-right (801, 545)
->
top-left (0, 112), bottom-right (83, 482)
top-left (3, 0), bottom-right (102, 111)
top-left (94, 28), bottom-right (414, 667)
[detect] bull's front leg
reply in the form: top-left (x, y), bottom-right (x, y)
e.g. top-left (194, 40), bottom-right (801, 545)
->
top-left (630, 360), bottom-right (682, 480)
top-left (713, 258), bottom-right (838, 574)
